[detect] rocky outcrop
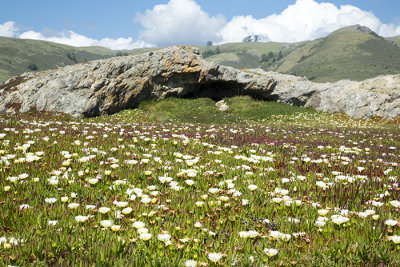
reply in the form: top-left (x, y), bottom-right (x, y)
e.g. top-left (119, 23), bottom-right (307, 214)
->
top-left (0, 45), bottom-right (399, 119)
top-left (246, 69), bottom-right (400, 119)
top-left (0, 46), bottom-right (276, 118)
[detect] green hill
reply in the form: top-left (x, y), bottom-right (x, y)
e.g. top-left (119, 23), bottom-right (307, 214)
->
top-left (386, 36), bottom-right (400, 46)
top-left (1, 25), bottom-right (400, 83)
top-left (0, 37), bottom-right (115, 82)
top-left (199, 42), bottom-right (288, 70)
top-left (270, 26), bottom-right (400, 82)
top-left (200, 26), bottom-right (400, 82)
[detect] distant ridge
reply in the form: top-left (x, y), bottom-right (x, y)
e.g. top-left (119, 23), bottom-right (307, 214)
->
top-left (1, 25), bottom-right (400, 83)
top-left (0, 37), bottom-right (115, 82)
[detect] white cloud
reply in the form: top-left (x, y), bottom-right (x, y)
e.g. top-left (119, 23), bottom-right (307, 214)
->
top-left (218, 0), bottom-right (400, 44)
top-left (135, 0), bottom-right (226, 47)
top-left (18, 30), bottom-right (152, 50)
top-left (3, 0), bottom-right (400, 50)
top-left (0, 21), bottom-right (18, 37)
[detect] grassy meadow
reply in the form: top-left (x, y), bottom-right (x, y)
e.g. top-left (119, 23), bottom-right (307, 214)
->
top-left (1, 96), bottom-right (400, 266)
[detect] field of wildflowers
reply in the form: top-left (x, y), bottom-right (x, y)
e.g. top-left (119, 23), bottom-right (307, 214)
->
top-left (0, 97), bottom-right (399, 266)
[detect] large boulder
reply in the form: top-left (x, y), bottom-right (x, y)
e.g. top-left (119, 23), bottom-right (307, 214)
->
top-left (0, 46), bottom-right (276, 118)
top-left (246, 69), bottom-right (400, 119)
top-left (0, 45), bottom-right (399, 119)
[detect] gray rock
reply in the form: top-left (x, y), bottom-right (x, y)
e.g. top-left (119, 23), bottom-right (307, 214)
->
top-left (0, 45), bottom-right (399, 119)
top-left (216, 100), bottom-right (229, 112)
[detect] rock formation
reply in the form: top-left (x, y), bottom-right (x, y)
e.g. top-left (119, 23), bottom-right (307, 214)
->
top-left (0, 45), bottom-right (399, 119)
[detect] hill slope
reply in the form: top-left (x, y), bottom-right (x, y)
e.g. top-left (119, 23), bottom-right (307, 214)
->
top-left (1, 25), bottom-right (400, 83)
top-left (0, 37), bottom-right (114, 82)
top-left (201, 26), bottom-right (400, 82)
top-left (199, 41), bottom-right (289, 70)
top-left (270, 26), bottom-right (400, 82)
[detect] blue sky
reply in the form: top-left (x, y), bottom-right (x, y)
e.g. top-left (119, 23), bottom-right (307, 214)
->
top-left (1, 0), bottom-right (400, 49)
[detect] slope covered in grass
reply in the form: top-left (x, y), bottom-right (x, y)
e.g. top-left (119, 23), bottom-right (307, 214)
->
top-left (92, 96), bottom-right (320, 124)
top-left (0, 37), bottom-right (114, 82)
top-left (269, 26), bottom-right (400, 82)
top-left (200, 26), bottom-right (400, 82)
top-left (2, 25), bottom-right (400, 83)
top-left (386, 36), bottom-right (400, 46)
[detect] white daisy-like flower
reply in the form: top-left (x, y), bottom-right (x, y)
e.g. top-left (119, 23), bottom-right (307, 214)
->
top-left (113, 201), bottom-right (128, 208)
top-left (48, 220), bottom-right (58, 226)
top-left (68, 203), bottom-right (80, 209)
top-left (139, 233), bottom-right (152, 241)
top-left (122, 207), bottom-right (133, 214)
top-left (100, 220), bottom-right (113, 228)
top-left (208, 188), bottom-right (220, 194)
top-left (195, 201), bottom-right (205, 207)
top-left (388, 235), bottom-right (400, 244)
top-left (390, 200), bottom-right (400, 208)
top-left (317, 209), bottom-right (329, 216)
top-left (75, 215), bottom-right (89, 222)
top-left (98, 207), bottom-right (111, 214)
top-left (184, 260), bottom-right (197, 267)
top-left (385, 219), bottom-right (398, 227)
top-left (185, 180), bottom-right (195, 186)
top-left (157, 233), bottom-right (171, 242)
top-left (264, 248), bottom-right (278, 257)
top-left (44, 198), bottom-right (57, 204)
top-left (88, 178), bottom-right (98, 184)
top-left (111, 225), bottom-right (121, 232)
top-left (132, 221), bottom-right (146, 229)
top-left (331, 215), bottom-right (350, 225)
top-left (248, 184), bottom-right (258, 191)
top-left (207, 252), bottom-right (223, 262)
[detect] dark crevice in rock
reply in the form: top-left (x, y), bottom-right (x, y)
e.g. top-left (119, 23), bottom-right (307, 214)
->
top-left (186, 81), bottom-right (242, 101)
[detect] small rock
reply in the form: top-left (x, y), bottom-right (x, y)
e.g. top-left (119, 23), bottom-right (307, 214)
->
top-left (219, 103), bottom-right (229, 112)
top-left (215, 100), bottom-right (225, 108)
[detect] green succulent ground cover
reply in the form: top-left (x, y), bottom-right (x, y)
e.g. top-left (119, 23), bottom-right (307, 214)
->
top-left (1, 97), bottom-right (400, 266)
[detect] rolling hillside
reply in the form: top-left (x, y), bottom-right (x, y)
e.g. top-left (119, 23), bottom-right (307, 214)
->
top-left (199, 41), bottom-right (288, 70)
top-left (270, 26), bottom-right (400, 82)
top-left (0, 37), bottom-right (114, 82)
top-left (1, 25), bottom-right (400, 83)
top-left (386, 36), bottom-right (400, 46)
top-left (201, 25), bottom-right (400, 82)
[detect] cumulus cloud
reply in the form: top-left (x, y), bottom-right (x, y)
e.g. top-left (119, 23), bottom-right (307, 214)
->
top-left (0, 21), bottom-right (18, 37)
top-left (218, 0), bottom-right (400, 43)
top-left (3, 0), bottom-right (400, 50)
top-left (135, 0), bottom-right (226, 47)
top-left (18, 30), bottom-right (152, 50)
